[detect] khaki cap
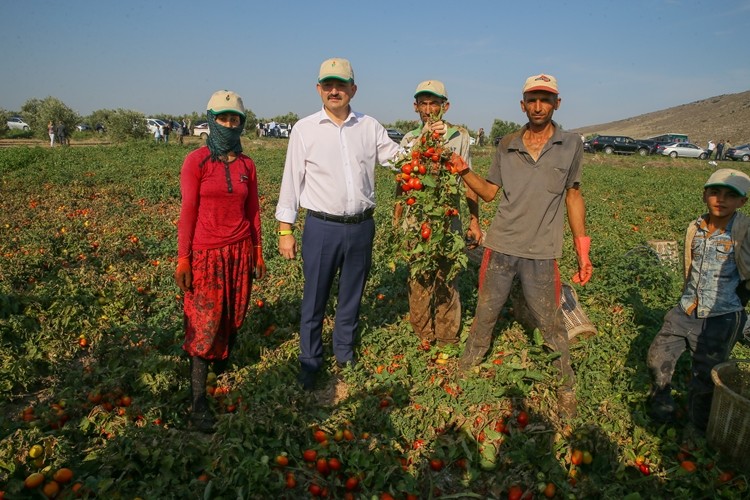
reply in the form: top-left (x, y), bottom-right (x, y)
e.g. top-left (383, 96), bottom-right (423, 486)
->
top-left (414, 80), bottom-right (447, 100)
top-left (704, 168), bottom-right (750, 196)
top-left (318, 58), bottom-right (354, 82)
top-left (207, 90), bottom-right (245, 117)
top-left (522, 74), bottom-right (559, 94)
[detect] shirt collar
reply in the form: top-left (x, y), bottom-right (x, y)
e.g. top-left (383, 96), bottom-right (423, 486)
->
top-left (317, 106), bottom-right (358, 126)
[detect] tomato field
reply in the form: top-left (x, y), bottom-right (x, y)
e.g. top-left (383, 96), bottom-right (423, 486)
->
top-left (1, 139), bottom-right (749, 499)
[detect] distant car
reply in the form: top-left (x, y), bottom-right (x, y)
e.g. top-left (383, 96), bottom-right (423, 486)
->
top-left (146, 118), bottom-right (166, 134)
top-left (386, 128), bottom-right (404, 143)
top-left (7, 117), bottom-right (30, 130)
top-left (493, 136), bottom-right (503, 146)
top-left (95, 123), bottom-right (106, 133)
top-left (76, 124), bottom-right (92, 132)
top-left (660, 142), bottom-right (708, 159)
top-left (584, 135), bottom-right (651, 156)
top-left (724, 144), bottom-right (750, 162)
top-left (469, 136), bottom-right (476, 146)
top-left (277, 123), bottom-right (291, 138)
top-left (192, 121), bottom-right (209, 139)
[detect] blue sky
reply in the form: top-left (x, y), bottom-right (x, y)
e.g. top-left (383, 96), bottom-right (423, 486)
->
top-left (2, 0), bottom-right (749, 131)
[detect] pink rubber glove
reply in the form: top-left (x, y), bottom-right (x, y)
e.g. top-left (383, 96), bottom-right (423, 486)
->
top-left (449, 152), bottom-right (469, 174)
top-left (175, 257), bottom-right (192, 292)
top-left (572, 236), bottom-right (593, 285)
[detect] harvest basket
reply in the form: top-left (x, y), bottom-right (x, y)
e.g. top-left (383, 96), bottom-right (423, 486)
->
top-left (706, 359), bottom-right (750, 471)
top-left (511, 282), bottom-right (597, 343)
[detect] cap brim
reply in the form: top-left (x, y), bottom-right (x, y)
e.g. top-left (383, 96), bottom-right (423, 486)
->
top-left (209, 109), bottom-right (245, 117)
top-left (318, 76), bottom-right (353, 83)
top-left (524, 86), bottom-right (558, 94)
top-left (704, 183), bottom-right (746, 196)
top-left (414, 90), bottom-right (446, 99)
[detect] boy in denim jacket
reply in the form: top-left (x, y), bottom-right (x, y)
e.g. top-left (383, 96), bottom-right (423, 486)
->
top-left (647, 169), bottom-right (750, 431)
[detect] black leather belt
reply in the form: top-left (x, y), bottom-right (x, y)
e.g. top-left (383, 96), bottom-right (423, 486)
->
top-left (308, 207), bottom-right (374, 224)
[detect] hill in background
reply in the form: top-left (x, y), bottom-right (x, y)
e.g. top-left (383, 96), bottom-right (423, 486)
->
top-left (571, 90), bottom-right (750, 147)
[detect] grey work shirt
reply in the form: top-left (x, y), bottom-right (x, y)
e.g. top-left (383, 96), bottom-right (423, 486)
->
top-left (483, 121), bottom-right (583, 260)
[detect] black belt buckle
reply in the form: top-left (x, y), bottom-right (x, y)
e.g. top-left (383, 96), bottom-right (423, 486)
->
top-left (309, 207), bottom-right (374, 224)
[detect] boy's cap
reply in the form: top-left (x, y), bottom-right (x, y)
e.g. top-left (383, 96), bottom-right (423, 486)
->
top-left (414, 80), bottom-right (447, 100)
top-left (318, 58), bottom-right (354, 82)
top-left (523, 74), bottom-right (559, 94)
top-left (704, 168), bottom-right (750, 196)
top-left (207, 90), bottom-right (245, 117)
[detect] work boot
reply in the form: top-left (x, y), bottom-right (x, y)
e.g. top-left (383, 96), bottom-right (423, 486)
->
top-left (189, 407), bottom-right (216, 433)
top-left (458, 342), bottom-right (489, 372)
top-left (557, 388), bottom-right (577, 419)
top-left (297, 369), bottom-right (317, 392)
top-left (647, 386), bottom-right (676, 424)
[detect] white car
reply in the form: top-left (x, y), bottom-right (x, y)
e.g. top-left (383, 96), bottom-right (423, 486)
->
top-left (660, 142), bottom-right (708, 159)
top-left (146, 118), bottom-right (166, 135)
top-left (7, 117), bottom-right (30, 130)
top-left (192, 122), bottom-right (209, 139)
top-left (278, 123), bottom-right (290, 138)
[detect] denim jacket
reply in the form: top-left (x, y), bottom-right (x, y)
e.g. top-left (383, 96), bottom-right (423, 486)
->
top-left (681, 211), bottom-right (750, 316)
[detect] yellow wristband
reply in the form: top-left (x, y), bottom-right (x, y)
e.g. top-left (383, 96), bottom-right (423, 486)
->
top-left (278, 230), bottom-right (293, 236)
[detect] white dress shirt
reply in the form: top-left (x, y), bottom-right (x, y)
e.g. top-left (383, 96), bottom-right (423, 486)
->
top-left (275, 107), bottom-right (400, 224)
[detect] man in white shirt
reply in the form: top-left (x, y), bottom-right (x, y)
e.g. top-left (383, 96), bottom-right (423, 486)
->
top-left (276, 57), bottom-right (400, 390)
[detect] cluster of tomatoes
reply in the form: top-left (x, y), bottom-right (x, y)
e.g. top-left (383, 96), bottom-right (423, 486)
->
top-left (391, 129), bottom-right (467, 280)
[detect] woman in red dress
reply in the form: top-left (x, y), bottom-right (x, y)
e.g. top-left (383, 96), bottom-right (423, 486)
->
top-left (175, 90), bottom-right (266, 432)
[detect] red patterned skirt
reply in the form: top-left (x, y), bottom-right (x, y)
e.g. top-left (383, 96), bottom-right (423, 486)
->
top-left (182, 238), bottom-right (252, 360)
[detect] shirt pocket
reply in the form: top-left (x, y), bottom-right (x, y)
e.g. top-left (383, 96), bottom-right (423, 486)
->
top-left (716, 241), bottom-right (734, 262)
top-left (545, 166), bottom-right (569, 195)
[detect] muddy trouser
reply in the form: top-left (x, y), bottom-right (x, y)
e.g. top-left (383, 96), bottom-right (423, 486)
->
top-left (647, 306), bottom-right (745, 429)
top-left (464, 249), bottom-right (574, 387)
top-left (407, 258), bottom-right (461, 344)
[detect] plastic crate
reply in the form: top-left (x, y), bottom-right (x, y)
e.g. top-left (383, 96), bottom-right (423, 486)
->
top-left (706, 359), bottom-right (750, 471)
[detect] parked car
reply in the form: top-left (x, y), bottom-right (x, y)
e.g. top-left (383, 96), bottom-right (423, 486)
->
top-left (386, 128), bottom-right (404, 143)
top-left (192, 121), bottom-right (209, 139)
top-left (146, 118), bottom-right (166, 134)
top-left (724, 144), bottom-right (750, 162)
top-left (584, 135), bottom-right (651, 156)
top-left (660, 142), bottom-right (707, 159)
top-left (76, 124), bottom-right (92, 132)
top-left (277, 123), bottom-right (291, 138)
top-left (7, 117), bottom-right (30, 130)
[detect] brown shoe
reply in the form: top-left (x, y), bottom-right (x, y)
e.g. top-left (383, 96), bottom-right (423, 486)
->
top-left (557, 388), bottom-right (577, 419)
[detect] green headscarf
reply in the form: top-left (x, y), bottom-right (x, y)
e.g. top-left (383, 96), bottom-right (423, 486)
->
top-left (205, 112), bottom-right (246, 161)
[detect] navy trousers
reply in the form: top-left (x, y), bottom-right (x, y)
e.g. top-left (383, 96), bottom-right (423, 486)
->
top-left (298, 214), bottom-right (374, 372)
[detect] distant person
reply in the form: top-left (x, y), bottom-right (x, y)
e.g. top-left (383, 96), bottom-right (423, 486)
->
top-left (56, 121), bottom-right (67, 146)
top-left (477, 127), bottom-right (485, 146)
top-left (175, 90), bottom-right (266, 432)
top-left (48, 121), bottom-right (55, 147)
top-left (153, 124), bottom-right (162, 143)
top-left (647, 169), bottom-right (750, 432)
top-left (707, 140), bottom-right (716, 159)
top-left (162, 121), bottom-right (171, 144)
top-left (715, 139), bottom-right (725, 161)
top-left (453, 73), bottom-right (592, 419)
top-left (275, 57), bottom-right (400, 391)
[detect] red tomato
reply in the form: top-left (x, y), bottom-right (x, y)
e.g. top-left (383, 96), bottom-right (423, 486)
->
top-left (401, 163), bottom-right (413, 175)
top-left (275, 455), bottom-right (289, 467)
top-left (327, 457), bottom-right (342, 471)
top-left (421, 227), bottom-right (431, 240)
top-left (345, 476), bottom-right (359, 491)
top-left (313, 429), bottom-right (327, 443)
top-left (507, 485), bottom-right (524, 500)
top-left (285, 472), bottom-right (296, 489)
top-left (516, 411), bottom-right (529, 428)
top-left (431, 154), bottom-right (439, 162)
top-left (429, 458), bottom-right (444, 471)
top-left (418, 164), bottom-right (427, 175)
top-left (316, 457), bottom-right (330, 476)
top-left (302, 449), bottom-right (317, 462)
top-left (406, 197), bottom-right (416, 206)
top-left (571, 449), bottom-right (583, 466)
